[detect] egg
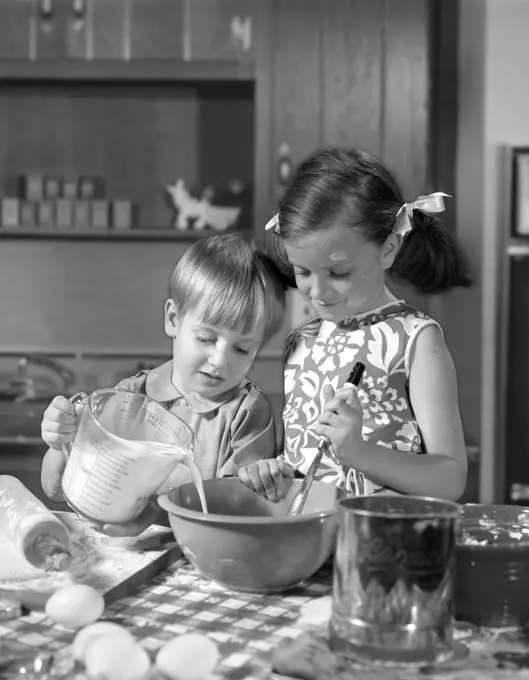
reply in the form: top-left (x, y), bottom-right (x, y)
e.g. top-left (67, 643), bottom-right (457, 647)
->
top-left (85, 636), bottom-right (151, 680)
top-left (73, 621), bottom-right (135, 663)
top-left (45, 584), bottom-right (105, 629)
top-left (156, 634), bottom-right (219, 680)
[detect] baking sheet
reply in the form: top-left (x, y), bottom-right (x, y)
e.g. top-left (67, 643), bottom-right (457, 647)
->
top-left (0, 511), bottom-right (181, 609)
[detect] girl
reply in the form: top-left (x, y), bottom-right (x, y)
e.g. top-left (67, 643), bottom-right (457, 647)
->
top-left (238, 147), bottom-right (472, 502)
top-left (40, 234), bottom-right (290, 535)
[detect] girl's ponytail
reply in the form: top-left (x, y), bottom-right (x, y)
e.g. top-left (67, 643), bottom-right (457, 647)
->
top-left (390, 211), bottom-right (473, 294)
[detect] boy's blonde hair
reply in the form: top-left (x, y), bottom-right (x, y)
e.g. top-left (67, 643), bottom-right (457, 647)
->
top-left (169, 234), bottom-right (286, 344)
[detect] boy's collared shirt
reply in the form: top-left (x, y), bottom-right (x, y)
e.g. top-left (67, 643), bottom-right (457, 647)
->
top-left (115, 360), bottom-right (276, 489)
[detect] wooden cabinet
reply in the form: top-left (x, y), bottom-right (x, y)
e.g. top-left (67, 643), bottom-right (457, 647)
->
top-left (129, 0), bottom-right (183, 60)
top-left (89, 0), bottom-right (127, 60)
top-left (0, 0), bottom-right (441, 242)
top-left (0, 0), bottom-right (451, 377)
top-left (254, 0), bottom-right (322, 228)
top-left (256, 0), bottom-right (434, 230)
top-left (185, 0), bottom-right (254, 61)
top-left (0, 0), bottom-right (183, 62)
top-left (0, 0), bottom-right (253, 63)
top-left (0, 0), bottom-right (33, 59)
top-left (34, 0), bottom-right (88, 60)
top-left (0, 0), bottom-right (96, 61)
top-left (0, 0), bottom-right (437, 237)
top-left (382, 0), bottom-right (431, 199)
top-left (254, 0), bottom-right (436, 339)
top-left (321, 0), bottom-right (383, 155)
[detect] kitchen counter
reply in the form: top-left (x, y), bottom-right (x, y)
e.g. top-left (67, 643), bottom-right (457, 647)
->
top-left (2, 558), bottom-right (529, 680)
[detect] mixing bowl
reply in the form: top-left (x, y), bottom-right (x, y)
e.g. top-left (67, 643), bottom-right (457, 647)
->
top-left (455, 504), bottom-right (529, 627)
top-left (158, 478), bottom-right (343, 593)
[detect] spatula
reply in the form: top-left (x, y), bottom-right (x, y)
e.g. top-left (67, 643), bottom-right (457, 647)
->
top-left (286, 361), bottom-right (366, 516)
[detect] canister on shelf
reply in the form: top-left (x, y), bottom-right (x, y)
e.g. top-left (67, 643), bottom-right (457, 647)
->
top-left (1, 198), bottom-right (19, 228)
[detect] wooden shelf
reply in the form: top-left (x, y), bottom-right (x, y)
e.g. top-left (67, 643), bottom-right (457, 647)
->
top-left (0, 227), bottom-right (227, 241)
top-left (0, 59), bottom-right (255, 83)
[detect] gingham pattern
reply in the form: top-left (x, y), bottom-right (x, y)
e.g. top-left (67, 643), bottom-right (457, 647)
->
top-left (0, 558), bottom-right (333, 680)
top-left (2, 560), bottom-right (529, 680)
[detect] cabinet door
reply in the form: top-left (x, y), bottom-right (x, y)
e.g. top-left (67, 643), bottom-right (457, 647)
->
top-left (382, 0), bottom-right (431, 198)
top-left (185, 0), bottom-right (254, 61)
top-left (89, 0), bottom-right (126, 59)
top-left (267, 0), bottom-right (322, 206)
top-left (66, 0), bottom-right (90, 58)
top-left (321, 0), bottom-right (384, 155)
top-left (0, 0), bottom-right (32, 59)
top-left (30, 0), bottom-right (89, 60)
top-left (33, 0), bottom-right (67, 59)
top-left (129, 0), bottom-right (184, 59)
top-left (254, 0), bottom-right (322, 349)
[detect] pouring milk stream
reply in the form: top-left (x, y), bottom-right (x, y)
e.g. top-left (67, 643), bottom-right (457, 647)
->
top-left (61, 389), bottom-right (208, 525)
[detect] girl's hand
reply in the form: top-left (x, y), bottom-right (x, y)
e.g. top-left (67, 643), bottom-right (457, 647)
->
top-left (314, 384), bottom-right (364, 466)
top-left (41, 396), bottom-right (78, 451)
top-left (238, 458), bottom-right (295, 502)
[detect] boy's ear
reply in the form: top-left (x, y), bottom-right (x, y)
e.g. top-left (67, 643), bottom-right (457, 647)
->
top-left (164, 299), bottom-right (180, 337)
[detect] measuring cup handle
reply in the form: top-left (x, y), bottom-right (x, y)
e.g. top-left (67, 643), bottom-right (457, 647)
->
top-left (61, 391), bottom-right (88, 459)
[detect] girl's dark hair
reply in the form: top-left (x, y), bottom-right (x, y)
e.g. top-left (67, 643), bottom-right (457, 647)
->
top-left (267, 147), bottom-right (472, 295)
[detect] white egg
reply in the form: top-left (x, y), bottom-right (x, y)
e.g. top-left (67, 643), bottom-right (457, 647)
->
top-left (156, 634), bottom-right (220, 680)
top-left (85, 636), bottom-right (151, 680)
top-left (73, 621), bottom-right (135, 663)
top-left (45, 584), bottom-right (105, 629)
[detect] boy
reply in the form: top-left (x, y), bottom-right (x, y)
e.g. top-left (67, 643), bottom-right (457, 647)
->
top-left (41, 234), bottom-right (288, 535)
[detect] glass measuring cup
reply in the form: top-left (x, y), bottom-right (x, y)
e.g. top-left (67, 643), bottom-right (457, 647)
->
top-left (61, 389), bottom-right (194, 525)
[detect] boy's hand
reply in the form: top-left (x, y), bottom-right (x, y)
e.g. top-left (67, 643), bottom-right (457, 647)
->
top-left (314, 384), bottom-right (364, 466)
top-left (41, 396), bottom-right (78, 451)
top-left (238, 458), bottom-right (295, 502)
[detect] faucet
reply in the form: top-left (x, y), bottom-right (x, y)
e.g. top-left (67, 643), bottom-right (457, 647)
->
top-left (11, 355), bottom-right (76, 403)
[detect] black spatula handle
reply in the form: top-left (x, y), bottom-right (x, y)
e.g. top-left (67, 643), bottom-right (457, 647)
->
top-left (345, 362), bottom-right (365, 387)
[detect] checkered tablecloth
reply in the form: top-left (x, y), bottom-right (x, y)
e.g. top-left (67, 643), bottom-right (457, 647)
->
top-left (0, 558), bottom-right (333, 679)
top-left (4, 559), bottom-right (529, 680)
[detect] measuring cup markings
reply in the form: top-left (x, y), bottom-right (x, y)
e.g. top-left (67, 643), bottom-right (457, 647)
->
top-left (78, 487), bottom-right (110, 508)
top-left (69, 477), bottom-right (110, 515)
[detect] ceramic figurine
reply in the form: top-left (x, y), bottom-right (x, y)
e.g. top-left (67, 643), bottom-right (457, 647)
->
top-left (166, 179), bottom-right (241, 232)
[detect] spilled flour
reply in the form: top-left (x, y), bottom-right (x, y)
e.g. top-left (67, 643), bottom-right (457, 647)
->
top-left (0, 512), bottom-right (174, 593)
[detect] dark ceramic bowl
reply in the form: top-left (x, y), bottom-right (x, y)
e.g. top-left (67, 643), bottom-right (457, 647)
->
top-left (455, 504), bottom-right (529, 627)
top-left (158, 478), bottom-right (343, 593)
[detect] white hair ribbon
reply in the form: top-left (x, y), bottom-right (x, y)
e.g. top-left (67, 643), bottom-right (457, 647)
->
top-left (393, 192), bottom-right (451, 237)
top-left (264, 213), bottom-right (280, 233)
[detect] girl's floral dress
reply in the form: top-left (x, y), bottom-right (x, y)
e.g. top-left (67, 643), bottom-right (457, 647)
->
top-left (282, 300), bottom-right (441, 494)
